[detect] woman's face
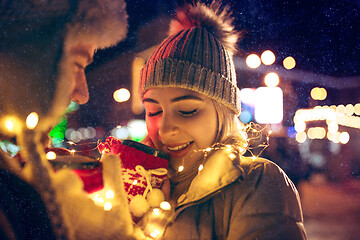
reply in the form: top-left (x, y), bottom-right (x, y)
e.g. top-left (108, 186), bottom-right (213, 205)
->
top-left (143, 88), bottom-right (218, 170)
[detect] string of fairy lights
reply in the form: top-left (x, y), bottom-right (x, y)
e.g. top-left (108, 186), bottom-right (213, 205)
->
top-left (0, 108), bottom-right (271, 239)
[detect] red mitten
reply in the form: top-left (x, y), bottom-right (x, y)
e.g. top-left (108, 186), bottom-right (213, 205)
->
top-left (98, 137), bottom-right (169, 201)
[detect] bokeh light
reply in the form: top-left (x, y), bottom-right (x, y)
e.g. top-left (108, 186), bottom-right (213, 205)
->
top-left (339, 132), bottom-right (350, 144)
top-left (261, 50), bottom-right (276, 65)
top-left (296, 132), bottom-right (307, 143)
top-left (345, 104), bottom-right (354, 116)
top-left (354, 103), bottom-right (360, 115)
top-left (113, 88), bottom-right (131, 102)
top-left (26, 112), bottom-right (39, 129)
top-left (310, 87), bottom-right (327, 100)
top-left (264, 72), bottom-right (280, 87)
top-left (283, 56), bottom-right (296, 69)
top-left (246, 54), bottom-right (261, 68)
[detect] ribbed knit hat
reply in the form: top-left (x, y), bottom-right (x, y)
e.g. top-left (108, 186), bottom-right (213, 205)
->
top-left (140, 2), bottom-right (241, 115)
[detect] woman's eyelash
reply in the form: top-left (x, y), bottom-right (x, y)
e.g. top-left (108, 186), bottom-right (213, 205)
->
top-left (179, 109), bottom-right (198, 116)
top-left (148, 111), bottom-right (162, 117)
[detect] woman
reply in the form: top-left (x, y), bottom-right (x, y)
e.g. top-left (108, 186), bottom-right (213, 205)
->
top-left (139, 2), bottom-right (307, 239)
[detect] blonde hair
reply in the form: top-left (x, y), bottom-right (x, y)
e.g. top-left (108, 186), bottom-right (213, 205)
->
top-left (212, 100), bottom-right (248, 150)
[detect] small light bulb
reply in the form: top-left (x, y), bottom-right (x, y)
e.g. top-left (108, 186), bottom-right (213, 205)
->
top-left (160, 201), bottom-right (171, 210)
top-left (46, 151), bottom-right (57, 160)
top-left (178, 166), bottom-right (184, 172)
top-left (133, 180), bottom-right (138, 185)
top-left (104, 202), bottom-right (112, 211)
top-left (152, 208), bottom-right (160, 215)
top-left (26, 112), bottom-right (39, 129)
top-left (105, 190), bottom-right (114, 199)
top-left (5, 120), bottom-right (14, 131)
top-left (198, 164), bottom-right (204, 171)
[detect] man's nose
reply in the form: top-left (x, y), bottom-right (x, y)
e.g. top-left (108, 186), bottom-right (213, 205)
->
top-left (159, 113), bottom-right (179, 139)
top-left (71, 70), bottom-right (89, 104)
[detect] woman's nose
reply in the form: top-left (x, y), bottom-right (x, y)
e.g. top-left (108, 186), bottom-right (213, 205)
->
top-left (71, 70), bottom-right (89, 104)
top-left (158, 113), bottom-right (179, 139)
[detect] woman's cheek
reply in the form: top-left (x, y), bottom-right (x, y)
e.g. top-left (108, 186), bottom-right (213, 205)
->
top-left (146, 118), bottom-right (159, 141)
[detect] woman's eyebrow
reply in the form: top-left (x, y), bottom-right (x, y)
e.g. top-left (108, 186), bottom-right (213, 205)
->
top-left (142, 98), bottom-right (158, 104)
top-left (171, 95), bottom-right (204, 102)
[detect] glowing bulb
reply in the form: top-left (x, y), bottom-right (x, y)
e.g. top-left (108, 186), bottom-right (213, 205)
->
top-left (116, 125), bottom-right (122, 129)
top-left (354, 103), bottom-right (360, 115)
top-left (339, 132), bottom-right (350, 144)
top-left (70, 149), bottom-right (75, 155)
top-left (264, 72), bottom-right (280, 87)
top-left (105, 190), bottom-right (114, 199)
top-left (178, 166), bottom-right (184, 172)
top-left (26, 112), bottom-right (39, 129)
top-left (283, 56), bottom-right (296, 69)
top-left (152, 208), bottom-right (160, 215)
top-left (251, 156), bottom-right (257, 160)
top-left (246, 54), bottom-right (261, 68)
top-left (113, 88), bottom-right (131, 103)
top-left (150, 230), bottom-right (161, 238)
top-left (94, 196), bottom-right (104, 203)
top-left (294, 121), bottom-right (306, 132)
top-left (345, 104), bottom-right (354, 116)
top-left (5, 120), bottom-right (14, 131)
top-left (296, 132), bottom-right (307, 143)
top-left (229, 153), bottom-right (236, 160)
top-left (46, 151), bottom-right (57, 160)
top-left (160, 201), bottom-right (171, 210)
top-left (67, 141), bottom-right (75, 145)
top-left (261, 50), bottom-right (276, 65)
top-left (133, 180), bottom-right (138, 185)
top-left (205, 147), bottom-right (212, 152)
top-left (104, 202), bottom-right (112, 211)
top-left (198, 164), bottom-right (204, 171)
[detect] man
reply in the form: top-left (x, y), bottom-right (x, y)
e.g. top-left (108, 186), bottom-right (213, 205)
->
top-left (0, 1), bottom-right (130, 239)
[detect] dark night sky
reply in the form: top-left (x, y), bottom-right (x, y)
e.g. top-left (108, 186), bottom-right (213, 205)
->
top-left (92, 0), bottom-right (360, 77)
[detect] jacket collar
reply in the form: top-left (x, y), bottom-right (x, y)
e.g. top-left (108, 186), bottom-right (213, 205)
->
top-left (175, 148), bottom-right (244, 208)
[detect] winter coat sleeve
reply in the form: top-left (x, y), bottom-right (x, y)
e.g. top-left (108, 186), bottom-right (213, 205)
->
top-left (225, 157), bottom-right (307, 240)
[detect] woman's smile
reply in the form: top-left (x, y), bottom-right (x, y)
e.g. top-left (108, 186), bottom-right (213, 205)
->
top-left (164, 141), bottom-right (194, 158)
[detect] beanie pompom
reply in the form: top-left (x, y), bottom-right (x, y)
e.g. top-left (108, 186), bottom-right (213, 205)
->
top-left (169, 1), bottom-right (239, 55)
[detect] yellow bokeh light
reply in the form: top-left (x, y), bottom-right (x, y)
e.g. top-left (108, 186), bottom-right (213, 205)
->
top-left (113, 88), bottom-right (131, 103)
top-left (160, 201), bottom-right (171, 210)
top-left (296, 132), bottom-right (307, 143)
top-left (46, 151), bottom-right (57, 160)
top-left (294, 121), bottom-right (306, 132)
top-left (104, 202), bottom-right (112, 211)
top-left (327, 122), bottom-right (338, 133)
top-left (310, 87), bottom-right (327, 100)
top-left (283, 56), bottom-right (296, 69)
top-left (105, 190), bottom-right (114, 199)
top-left (264, 72), bottom-right (280, 87)
top-left (318, 88), bottom-right (327, 100)
top-left (246, 54), bottom-right (261, 68)
top-left (339, 132), bottom-right (350, 144)
top-left (354, 103), bottom-right (360, 115)
top-left (261, 50), bottom-right (276, 65)
top-left (26, 112), bottom-right (39, 129)
top-left (336, 105), bottom-right (345, 114)
top-left (2, 116), bottom-right (21, 135)
top-left (198, 164), bottom-right (204, 171)
top-left (178, 166), bottom-right (184, 172)
top-left (345, 104), bottom-right (354, 116)
top-left (5, 119), bottom-right (14, 131)
top-left (152, 208), bottom-right (160, 215)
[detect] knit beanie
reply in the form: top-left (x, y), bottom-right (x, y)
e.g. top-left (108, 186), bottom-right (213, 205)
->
top-left (140, 2), bottom-right (241, 115)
